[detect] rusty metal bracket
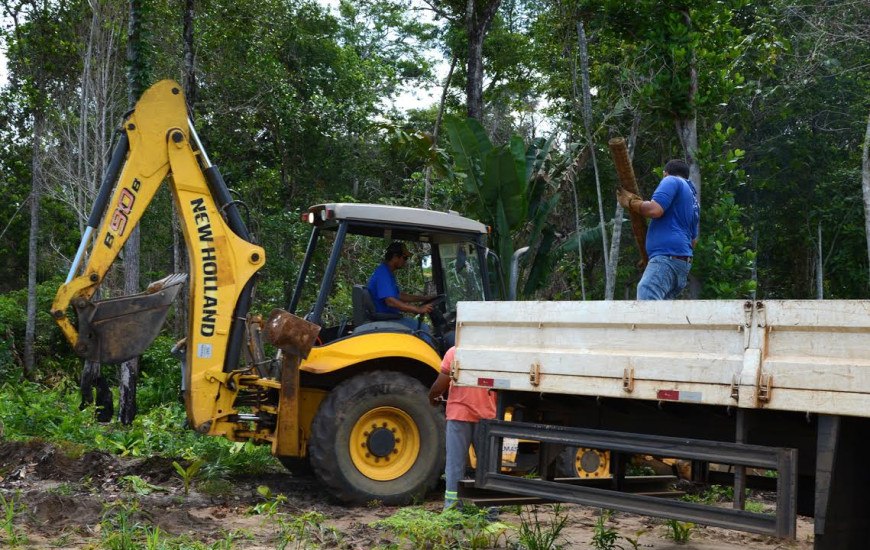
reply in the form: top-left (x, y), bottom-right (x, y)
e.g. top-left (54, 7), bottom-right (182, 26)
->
top-left (622, 368), bottom-right (635, 393)
top-left (757, 373), bottom-right (773, 403)
top-left (530, 362), bottom-right (541, 387)
top-left (730, 374), bottom-right (740, 401)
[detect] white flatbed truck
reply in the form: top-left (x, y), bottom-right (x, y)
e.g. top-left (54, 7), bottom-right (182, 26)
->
top-left (453, 299), bottom-right (870, 550)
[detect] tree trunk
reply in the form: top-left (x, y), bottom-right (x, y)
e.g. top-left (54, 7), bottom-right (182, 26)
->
top-left (567, 23), bottom-right (585, 298)
top-left (119, 0), bottom-right (149, 424)
top-left (68, 0), bottom-right (125, 419)
top-left (675, 8), bottom-right (702, 300)
top-left (465, 0), bottom-right (502, 120)
top-left (816, 222), bottom-right (824, 299)
top-left (424, 56), bottom-right (457, 209)
top-left (676, 116), bottom-right (701, 201)
top-left (675, 8), bottom-right (702, 206)
top-left (182, 0), bottom-right (196, 110)
top-left (23, 112), bottom-right (43, 379)
top-left (80, 359), bottom-right (114, 422)
top-left (577, 21), bottom-right (610, 298)
top-left (862, 110), bottom-right (870, 288)
top-left (174, 0), bottom-right (196, 335)
top-left (567, 151), bottom-right (589, 300)
top-left (119, 227), bottom-right (141, 425)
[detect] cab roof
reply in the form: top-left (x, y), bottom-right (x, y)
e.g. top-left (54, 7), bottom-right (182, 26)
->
top-left (305, 203), bottom-right (488, 242)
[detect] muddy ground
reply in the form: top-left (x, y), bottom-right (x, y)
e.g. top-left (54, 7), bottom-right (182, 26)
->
top-left (0, 440), bottom-right (813, 549)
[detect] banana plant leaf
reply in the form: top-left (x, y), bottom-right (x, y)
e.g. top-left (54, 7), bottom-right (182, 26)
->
top-left (445, 117), bottom-right (565, 298)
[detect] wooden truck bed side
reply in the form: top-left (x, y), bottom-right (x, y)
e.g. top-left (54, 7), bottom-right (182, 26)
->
top-left (454, 300), bottom-right (870, 418)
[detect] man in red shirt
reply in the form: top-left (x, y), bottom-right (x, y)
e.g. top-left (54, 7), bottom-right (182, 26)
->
top-left (428, 346), bottom-right (497, 511)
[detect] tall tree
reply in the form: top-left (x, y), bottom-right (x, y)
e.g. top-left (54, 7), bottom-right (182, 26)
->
top-left (5, 2), bottom-right (46, 379)
top-left (464, 0), bottom-right (502, 120)
top-left (2, 0), bottom-right (82, 377)
top-left (173, 0), bottom-right (196, 335)
top-left (744, 0), bottom-right (870, 298)
top-left (576, 20), bottom-right (610, 297)
top-left (423, 0), bottom-right (504, 120)
top-left (118, 0), bottom-right (152, 425)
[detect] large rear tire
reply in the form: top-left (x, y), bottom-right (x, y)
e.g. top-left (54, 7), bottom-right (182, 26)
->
top-left (308, 371), bottom-right (445, 505)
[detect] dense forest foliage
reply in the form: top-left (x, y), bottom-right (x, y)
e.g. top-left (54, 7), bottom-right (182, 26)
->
top-left (1, 0), bottom-right (869, 382)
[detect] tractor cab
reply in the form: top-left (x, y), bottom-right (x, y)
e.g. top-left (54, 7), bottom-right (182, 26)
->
top-left (289, 203), bottom-right (499, 357)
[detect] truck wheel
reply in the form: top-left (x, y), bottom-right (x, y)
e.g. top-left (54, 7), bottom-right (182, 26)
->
top-left (308, 371), bottom-right (446, 505)
top-left (556, 446), bottom-right (610, 478)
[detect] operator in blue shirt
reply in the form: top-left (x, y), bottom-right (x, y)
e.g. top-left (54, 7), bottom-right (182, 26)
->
top-left (368, 241), bottom-right (435, 333)
top-left (617, 159), bottom-right (700, 300)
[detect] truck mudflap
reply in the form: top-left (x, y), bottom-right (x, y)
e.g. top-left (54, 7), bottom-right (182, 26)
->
top-left (72, 273), bottom-right (187, 364)
top-left (473, 419), bottom-right (798, 539)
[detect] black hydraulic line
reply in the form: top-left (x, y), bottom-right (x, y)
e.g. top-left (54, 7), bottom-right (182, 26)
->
top-left (288, 227), bottom-right (320, 315)
top-left (204, 165), bottom-right (251, 242)
top-left (87, 132), bottom-right (130, 229)
top-left (220, 199), bottom-right (254, 235)
top-left (309, 222), bottom-right (348, 326)
top-left (223, 278), bottom-right (256, 374)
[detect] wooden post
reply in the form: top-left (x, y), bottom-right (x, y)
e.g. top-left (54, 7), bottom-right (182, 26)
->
top-left (608, 137), bottom-right (648, 268)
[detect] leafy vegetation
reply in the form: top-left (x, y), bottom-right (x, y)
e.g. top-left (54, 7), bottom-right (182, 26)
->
top-left (664, 519), bottom-right (694, 543)
top-left (275, 510), bottom-right (340, 550)
top-left (172, 459), bottom-right (204, 495)
top-left (371, 506), bottom-right (512, 549)
top-left (0, 376), bottom-right (279, 476)
top-left (0, 490), bottom-right (26, 546)
top-left (514, 504), bottom-right (570, 550)
top-left (588, 508), bottom-right (645, 550)
top-left (590, 509), bottom-right (620, 550)
top-left (681, 483), bottom-right (771, 515)
top-left (98, 499), bottom-right (252, 550)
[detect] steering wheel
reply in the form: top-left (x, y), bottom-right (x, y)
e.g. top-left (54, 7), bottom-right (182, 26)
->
top-left (417, 294), bottom-right (447, 334)
top-left (423, 294), bottom-right (446, 306)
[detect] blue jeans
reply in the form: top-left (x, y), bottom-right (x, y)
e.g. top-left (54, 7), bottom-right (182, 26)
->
top-left (394, 316), bottom-right (436, 348)
top-left (637, 255), bottom-right (692, 300)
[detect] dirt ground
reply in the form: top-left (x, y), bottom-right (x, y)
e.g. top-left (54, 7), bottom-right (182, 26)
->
top-left (0, 440), bottom-right (814, 549)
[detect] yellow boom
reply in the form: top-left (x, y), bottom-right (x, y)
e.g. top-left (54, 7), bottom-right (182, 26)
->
top-left (52, 80), bottom-right (265, 436)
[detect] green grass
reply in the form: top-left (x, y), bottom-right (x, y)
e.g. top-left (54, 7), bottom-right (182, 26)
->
top-left (664, 519), bottom-right (693, 543)
top-left (0, 490), bottom-right (26, 546)
top-left (590, 509), bottom-right (620, 550)
top-left (515, 504), bottom-right (570, 550)
top-left (371, 506), bottom-right (512, 550)
top-left (0, 374), bottom-right (280, 478)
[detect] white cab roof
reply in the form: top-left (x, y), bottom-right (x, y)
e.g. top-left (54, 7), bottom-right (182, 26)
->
top-left (309, 203), bottom-right (488, 235)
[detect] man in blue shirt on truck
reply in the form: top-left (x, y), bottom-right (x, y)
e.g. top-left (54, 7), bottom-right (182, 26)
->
top-left (617, 159), bottom-right (700, 300)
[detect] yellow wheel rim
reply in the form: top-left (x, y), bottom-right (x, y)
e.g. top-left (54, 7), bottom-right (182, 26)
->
top-left (349, 406), bottom-right (421, 481)
top-left (574, 448), bottom-right (610, 478)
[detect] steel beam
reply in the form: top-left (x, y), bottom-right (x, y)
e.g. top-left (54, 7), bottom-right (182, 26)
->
top-left (475, 420), bottom-right (797, 538)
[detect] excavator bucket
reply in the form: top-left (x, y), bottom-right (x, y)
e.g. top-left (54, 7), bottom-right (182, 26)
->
top-left (73, 273), bottom-right (187, 365)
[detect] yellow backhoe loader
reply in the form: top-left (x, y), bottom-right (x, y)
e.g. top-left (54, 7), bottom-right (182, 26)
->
top-left (52, 80), bottom-right (501, 504)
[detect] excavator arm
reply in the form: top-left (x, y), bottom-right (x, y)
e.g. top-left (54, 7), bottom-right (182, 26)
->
top-left (52, 80), bottom-right (265, 435)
